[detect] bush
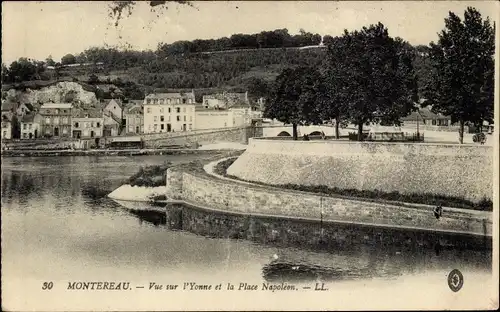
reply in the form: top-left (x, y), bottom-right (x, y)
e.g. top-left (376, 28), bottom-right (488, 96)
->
top-left (213, 157), bottom-right (492, 211)
top-left (127, 162), bottom-right (172, 187)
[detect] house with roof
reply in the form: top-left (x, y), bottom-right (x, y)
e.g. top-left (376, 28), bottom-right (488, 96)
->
top-left (103, 110), bottom-right (121, 137)
top-left (21, 113), bottom-right (43, 139)
top-left (1, 114), bottom-right (12, 140)
top-left (71, 108), bottom-right (104, 140)
top-left (143, 91), bottom-right (196, 133)
top-left (103, 98), bottom-right (124, 123)
top-left (39, 103), bottom-right (73, 138)
top-left (124, 102), bottom-right (144, 134)
top-left (401, 106), bottom-right (457, 131)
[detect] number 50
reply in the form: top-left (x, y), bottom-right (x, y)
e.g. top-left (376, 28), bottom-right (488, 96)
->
top-left (42, 282), bottom-right (53, 290)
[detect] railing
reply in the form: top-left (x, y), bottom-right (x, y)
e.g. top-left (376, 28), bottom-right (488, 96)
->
top-left (348, 132), bottom-right (425, 142)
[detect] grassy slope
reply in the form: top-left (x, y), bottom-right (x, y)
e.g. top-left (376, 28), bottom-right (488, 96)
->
top-left (213, 158), bottom-right (493, 211)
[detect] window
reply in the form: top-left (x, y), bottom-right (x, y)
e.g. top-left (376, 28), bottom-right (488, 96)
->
top-left (189, 116), bottom-right (192, 122)
top-left (28, 124), bottom-right (32, 129)
top-left (23, 124), bottom-right (27, 130)
top-left (153, 124), bottom-right (158, 131)
top-left (129, 125), bottom-right (133, 132)
top-left (183, 116), bottom-right (186, 121)
top-left (96, 122), bottom-right (100, 127)
top-left (176, 107), bottom-right (180, 113)
top-left (160, 108), bottom-right (164, 113)
top-left (91, 122), bottom-right (95, 128)
top-left (205, 100), bottom-right (208, 105)
top-left (176, 116), bottom-right (180, 121)
top-left (161, 124), bottom-right (164, 130)
top-left (153, 99), bottom-right (158, 104)
top-left (23, 133), bottom-right (28, 138)
top-left (183, 107), bottom-right (186, 113)
top-left (432, 119), bottom-right (436, 126)
top-left (3, 131), bottom-right (7, 137)
top-left (45, 118), bottom-right (51, 124)
top-left (167, 99), bottom-right (171, 104)
top-left (160, 116), bottom-right (164, 122)
top-left (168, 108), bottom-right (171, 113)
top-left (147, 99), bottom-right (152, 104)
top-left (148, 125), bottom-right (152, 131)
top-left (176, 99), bottom-right (180, 104)
top-left (189, 124), bottom-right (192, 130)
top-left (160, 99), bottom-right (164, 105)
top-left (55, 109), bottom-right (59, 114)
top-left (168, 116), bottom-right (171, 121)
top-left (62, 117), bottom-right (68, 124)
top-left (147, 107), bottom-right (152, 113)
top-left (135, 118), bottom-right (140, 124)
top-left (62, 128), bottom-right (68, 134)
top-left (154, 116), bottom-right (158, 122)
top-left (182, 99), bottom-right (186, 104)
top-left (74, 122), bottom-right (79, 128)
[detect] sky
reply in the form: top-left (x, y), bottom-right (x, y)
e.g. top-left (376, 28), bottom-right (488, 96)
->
top-left (1, 1), bottom-right (498, 64)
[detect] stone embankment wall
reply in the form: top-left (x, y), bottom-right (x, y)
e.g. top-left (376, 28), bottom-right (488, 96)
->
top-left (166, 166), bottom-right (492, 237)
top-left (227, 138), bottom-right (493, 202)
top-left (143, 126), bottom-right (261, 148)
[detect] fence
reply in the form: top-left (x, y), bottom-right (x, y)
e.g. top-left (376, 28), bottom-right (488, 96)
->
top-left (348, 132), bottom-right (425, 142)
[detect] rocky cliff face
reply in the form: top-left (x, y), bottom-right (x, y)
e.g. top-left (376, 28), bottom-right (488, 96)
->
top-left (4, 82), bottom-right (98, 108)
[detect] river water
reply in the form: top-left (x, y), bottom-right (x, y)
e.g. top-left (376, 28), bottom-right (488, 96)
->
top-left (1, 155), bottom-right (495, 311)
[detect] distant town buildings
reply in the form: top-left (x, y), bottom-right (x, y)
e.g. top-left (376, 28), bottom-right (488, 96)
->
top-left (72, 109), bottom-right (103, 140)
top-left (21, 113), bottom-right (42, 139)
top-left (143, 91), bottom-right (196, 133)
top-left (1, 87), bottom-right (266, 142)
top-left (39, 103), bottom-right (73, 138)
top-left (1, 115), bottom-right (12, 140)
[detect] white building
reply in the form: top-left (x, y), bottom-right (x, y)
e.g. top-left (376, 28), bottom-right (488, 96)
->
top-left (143, 92), bottom-right (196, 133)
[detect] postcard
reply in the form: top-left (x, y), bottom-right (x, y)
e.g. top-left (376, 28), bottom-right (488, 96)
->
top-left (1, 1), bottom-right (498, 310)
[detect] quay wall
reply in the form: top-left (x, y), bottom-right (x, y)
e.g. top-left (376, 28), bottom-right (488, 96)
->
top-left (227, 138), bottom-right (493, 202)
top-left (166, 166), bottom-right (492, 237)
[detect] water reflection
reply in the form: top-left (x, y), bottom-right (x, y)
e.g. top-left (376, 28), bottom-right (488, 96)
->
top-left (1, 155), bottom-right (492, 289)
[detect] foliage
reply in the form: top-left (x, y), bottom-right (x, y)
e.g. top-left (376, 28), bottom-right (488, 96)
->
top-left (45, 55), bottom-right (56, 67)
top-left (2, 58), bottom-right (46, 83)
top-left (156, 28), bottom-right (322, 56)
top-left (214, 157), bottom-right (492, 211)
top-left (127, 162), bottom-right (172, 187)
top-left (422, 7), bottom-right (495, 143)
top-left (61, 54), bottom-right (77, 65)
top-left (264, 66), bottom-right (325, 139)
top-left (108, 1), bottom-right (192, 27)
top-left (323, 23), bottom-right (418, 140)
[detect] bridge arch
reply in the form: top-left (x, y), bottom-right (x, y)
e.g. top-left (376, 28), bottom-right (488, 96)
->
top-left (277, 131), bottom-right (291, 137)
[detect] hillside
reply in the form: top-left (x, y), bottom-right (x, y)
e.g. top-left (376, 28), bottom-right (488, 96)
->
top-left (2, 47), bottom-right (328, 103)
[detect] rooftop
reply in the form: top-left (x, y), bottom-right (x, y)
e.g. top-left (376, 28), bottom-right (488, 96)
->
top-left (40, 103), bottom-right (73, 109)
top-left (21, 113), bottom-right (40, 123)
top-left (72, 108), bottom-right (103, 119)
top-left (145, 92), bottom-right (195, 99)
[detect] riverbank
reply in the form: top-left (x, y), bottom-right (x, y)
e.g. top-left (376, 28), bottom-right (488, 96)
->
top-left (0, 147), bottom-right (240, 157)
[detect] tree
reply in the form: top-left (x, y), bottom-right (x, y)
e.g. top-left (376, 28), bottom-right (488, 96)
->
top-left (61, 54), bottom-right (76, 65)
top-left (423, 7), bottom-right (495, 143)
top-left (264, 67), bottom-right (324, 140)
top-left (45, 55), bottom-right (56, 66)
top-left (324, 23), bottom-right (418, 140)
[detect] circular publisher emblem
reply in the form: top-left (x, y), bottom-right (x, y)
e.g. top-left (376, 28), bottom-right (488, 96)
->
top-left (447, 269), bottom-right (464, 292)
